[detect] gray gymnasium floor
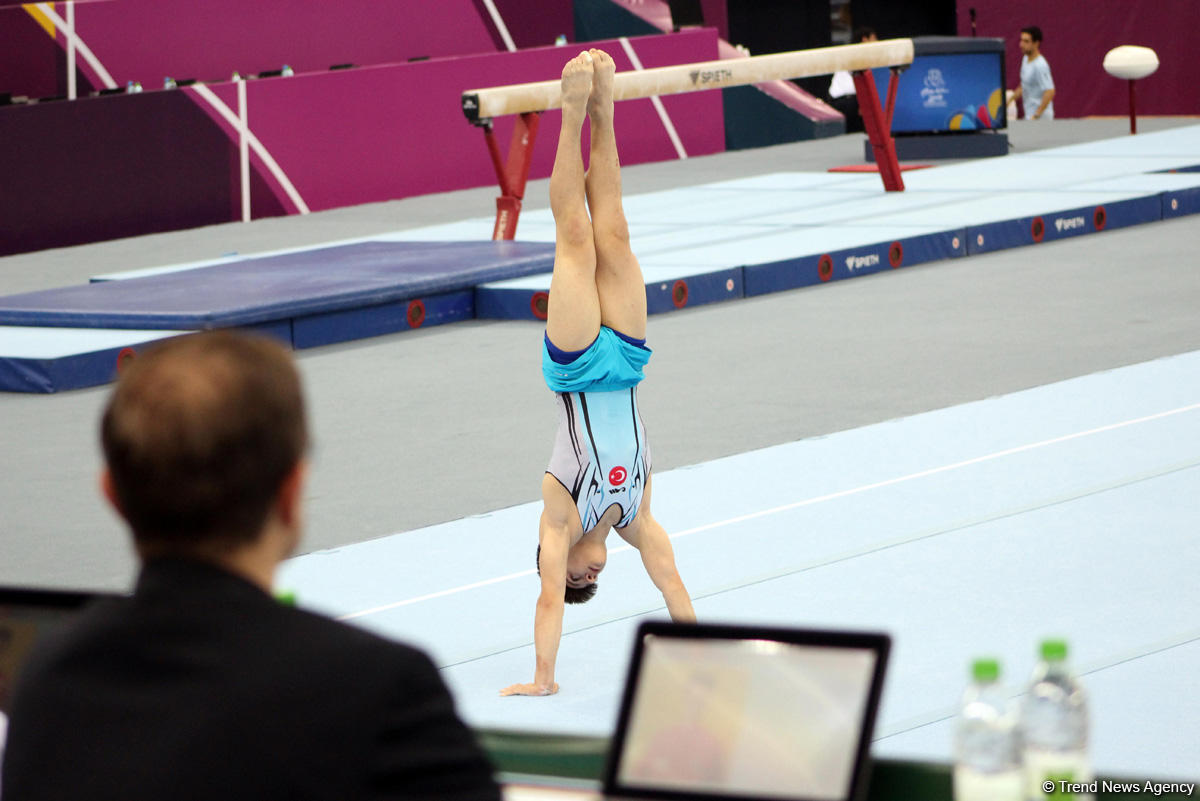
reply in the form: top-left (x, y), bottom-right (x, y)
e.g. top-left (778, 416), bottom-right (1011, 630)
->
top-left (2, 117), bottom-right (1199, 591)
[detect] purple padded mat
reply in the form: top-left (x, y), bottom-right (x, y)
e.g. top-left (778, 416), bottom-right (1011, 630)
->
top-left (0, 241), bottom-right (555, 329)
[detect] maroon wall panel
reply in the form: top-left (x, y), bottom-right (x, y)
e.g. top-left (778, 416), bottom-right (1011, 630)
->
top-left (0, 29), bottom-right (723, 256)
top-left (0, 9), bottom-right (63, 99)
top-left (224, 30), bottom-right (724, 212)
top-left (0, 92), bottom-right (235, 256)
top-left (957, 1), bottom-right (1197, 118)
top-left (0, 0), bottom-right (502, 99)
top-left (489, 0), bottom-right (575, 48)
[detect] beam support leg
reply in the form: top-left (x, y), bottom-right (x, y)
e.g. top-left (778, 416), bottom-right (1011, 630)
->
top-left (853, 68), bottom-right (905, 192)
top-left (482, 112), bottom-right (541, 240)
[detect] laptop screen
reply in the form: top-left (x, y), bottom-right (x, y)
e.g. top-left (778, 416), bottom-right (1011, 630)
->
top-left (604, 622), bottom-right (890, 801)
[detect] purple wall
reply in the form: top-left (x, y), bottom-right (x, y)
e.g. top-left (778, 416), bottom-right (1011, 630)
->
top-left (0, 9), bottom-right (64, 99)
top-left (1, 29), bottom-right (723, 256)
top-left (1, 0), bottom-right (504, 99)
top-left (957, 1), bottom-right (1198, 118)
top-left (490, 0), bottom-right (575, 48)
top-left (700, 0), bottom-right (729, 39)
top-left (202, 29), bottom-right (724, 213)
top-left (0, 91), bottom-right (251, 255)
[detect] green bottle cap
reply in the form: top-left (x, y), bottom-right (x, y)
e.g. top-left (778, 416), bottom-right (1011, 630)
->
top-left (1041, 639), bottom-right (1068, 661)
top-left (275, 590), bottom-right (297, 606)
top-left (971, 658), bottom-right (1000, 682)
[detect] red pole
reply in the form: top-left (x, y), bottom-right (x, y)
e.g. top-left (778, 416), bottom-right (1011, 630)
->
top-left (1128, 79), bottom-right (1137, 135)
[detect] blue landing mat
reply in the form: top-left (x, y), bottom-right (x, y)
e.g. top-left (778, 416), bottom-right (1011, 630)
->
top-left (0, 241), bottom-right (554, 332)
top-left (0, 240), bottom-right (554, 393)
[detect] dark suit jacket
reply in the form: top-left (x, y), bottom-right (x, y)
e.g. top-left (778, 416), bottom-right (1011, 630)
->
top-left (1, 558), bottom-right (501, 801)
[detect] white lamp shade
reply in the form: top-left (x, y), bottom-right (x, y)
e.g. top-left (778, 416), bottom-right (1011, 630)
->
top-left (1103, 45), bottom-right (1159, 80)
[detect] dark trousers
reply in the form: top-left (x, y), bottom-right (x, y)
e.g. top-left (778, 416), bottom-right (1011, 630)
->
top-left (829, 94), bottom-right (865, 133)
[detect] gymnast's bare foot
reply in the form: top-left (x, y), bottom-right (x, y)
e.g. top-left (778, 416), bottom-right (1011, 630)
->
top-left (587, 48), bottom-right (615, 122)
top-left (561, 51), bottom-right (594, 123)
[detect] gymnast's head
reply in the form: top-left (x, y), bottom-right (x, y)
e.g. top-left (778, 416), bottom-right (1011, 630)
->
top-left (100, 330), bottom-right (310, 566)
top-left (536, 539), bottom-right (606, 604)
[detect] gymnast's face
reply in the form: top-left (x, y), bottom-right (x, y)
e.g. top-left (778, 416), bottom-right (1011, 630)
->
top-left (566, 540), bottom-right (607, 588)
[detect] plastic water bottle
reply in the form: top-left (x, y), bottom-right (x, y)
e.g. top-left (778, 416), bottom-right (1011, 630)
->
top-left (953, 658), bottom-right (1023, 801)
top-left (1021, 639), bottom-right (1092, 800)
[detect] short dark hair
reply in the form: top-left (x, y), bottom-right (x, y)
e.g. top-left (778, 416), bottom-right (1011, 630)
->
top-left (101, 330), bottom-right (308, 553)
top-left (853, 26), bottom-right (876, 43)
top-left (1021, 26), bottom-right (1042, 43)
top-left (536, 545), bottom-right (598, 604)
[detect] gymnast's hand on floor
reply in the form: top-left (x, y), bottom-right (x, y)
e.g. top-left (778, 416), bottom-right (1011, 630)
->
top-left (500, 681), bottom-right (560, 697)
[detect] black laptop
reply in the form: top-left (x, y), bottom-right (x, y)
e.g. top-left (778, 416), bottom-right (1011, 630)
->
top-left (601, 621), bottom-right (891, 801)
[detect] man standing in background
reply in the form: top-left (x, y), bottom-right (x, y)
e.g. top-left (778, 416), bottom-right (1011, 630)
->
top-left (1013, 26), bottom-right (1055, 120)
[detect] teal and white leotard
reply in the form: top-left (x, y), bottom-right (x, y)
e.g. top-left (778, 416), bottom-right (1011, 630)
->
top-left (543, 327), bottom-right (652, 532)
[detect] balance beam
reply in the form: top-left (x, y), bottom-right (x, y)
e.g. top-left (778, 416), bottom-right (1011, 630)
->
top-left (462, 40), bottom-right (914, 239)
top-left (462, 39), bottom-right (912, 122)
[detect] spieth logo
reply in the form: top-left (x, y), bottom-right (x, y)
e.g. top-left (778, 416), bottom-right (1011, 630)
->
top-left (845, 253), bottom-right (880, 272)
top-left (688, 68), bottom-right (734, 87)
top-left (1055, 216), bottom-right (1086, 232)
top-left (608, 466), bottom-right (627, 486)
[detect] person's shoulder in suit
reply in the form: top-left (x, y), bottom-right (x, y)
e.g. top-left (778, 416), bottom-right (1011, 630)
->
top-left (6, 560), bottom-right (502, 801)
top-left (257, 599), bottom-right (501, 799)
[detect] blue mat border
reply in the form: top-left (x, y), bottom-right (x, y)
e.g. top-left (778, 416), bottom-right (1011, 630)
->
top-left (646, 267), bottom-right (744, 315)
top-left (293, 290), bottom-right (474, 350)
top-left (1163, 186), bottom-right (1200, 219)
top-left (742, 229), bottom-right (967, 298)
top-left (0, 349), bottom-right (125, 394)
top-left (966, 195), bottom-right (1163, 255)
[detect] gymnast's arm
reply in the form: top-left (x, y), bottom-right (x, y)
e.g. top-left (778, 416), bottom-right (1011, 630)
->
top-left (500, 521), bottom-right (566, 696)
top-left (634, 514), bottom-right (696, 623)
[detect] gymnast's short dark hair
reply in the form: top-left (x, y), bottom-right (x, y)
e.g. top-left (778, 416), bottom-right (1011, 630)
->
top-left (537, 545), bottom-right (598, 604)
top-left (101, 330), bottom-right (308, 554)
top-left (1021, 26), bottom-right (1043, 43)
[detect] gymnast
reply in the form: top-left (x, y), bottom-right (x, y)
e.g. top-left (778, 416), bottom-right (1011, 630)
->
top-left (501, 49), bottom-right (696, 698)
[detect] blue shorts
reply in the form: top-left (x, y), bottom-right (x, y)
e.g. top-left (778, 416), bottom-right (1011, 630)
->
top-left (542, 326), bottom-right (652, 393)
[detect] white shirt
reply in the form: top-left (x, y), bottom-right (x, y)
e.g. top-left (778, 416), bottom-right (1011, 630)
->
top-left (829, 70), bottom-right (856, 99)
top-left (1020, 54), bottom-right (1055, 119)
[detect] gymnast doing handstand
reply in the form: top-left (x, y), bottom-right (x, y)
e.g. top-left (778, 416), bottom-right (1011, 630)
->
top-left (501, 49), bottom-right (696, 698)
